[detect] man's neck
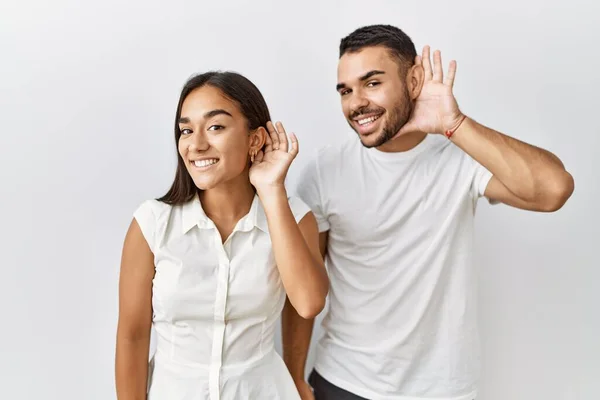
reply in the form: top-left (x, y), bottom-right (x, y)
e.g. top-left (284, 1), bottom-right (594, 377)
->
top-left (376, 131), bottom-right (428, 153)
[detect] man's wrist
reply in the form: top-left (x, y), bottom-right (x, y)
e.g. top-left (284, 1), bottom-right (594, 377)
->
top-left (293, 376), bottom-right (307, 385)
top-left (444, 113), bottom-right (467, 139)
top-left (285, 362), bottom-right (307, 383)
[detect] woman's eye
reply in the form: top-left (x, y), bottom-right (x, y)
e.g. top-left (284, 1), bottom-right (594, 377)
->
top-left (367, 81), bottom-right (380, 87)
top-left (180, 128), bottom-right (192, 135)
top-left (208, 125), bottom-right (224, 131)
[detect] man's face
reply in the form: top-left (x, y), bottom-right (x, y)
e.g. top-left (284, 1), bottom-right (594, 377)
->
top-left (337, 46), bottom-right (413, 148)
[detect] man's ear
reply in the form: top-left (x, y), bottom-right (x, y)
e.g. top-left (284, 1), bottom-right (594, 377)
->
top-left (407, 57), bottom-right (425, 100)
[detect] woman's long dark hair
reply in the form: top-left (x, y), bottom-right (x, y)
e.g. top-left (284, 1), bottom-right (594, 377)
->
top-left (157, 71), bottom-right (272, 205)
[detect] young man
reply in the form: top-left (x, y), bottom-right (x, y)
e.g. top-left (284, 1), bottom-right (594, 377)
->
top-left (283, 24), bottom-right (574, 400)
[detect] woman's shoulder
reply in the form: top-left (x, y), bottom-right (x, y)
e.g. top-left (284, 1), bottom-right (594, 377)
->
top-left (134, 198), bottom-right (174, 219)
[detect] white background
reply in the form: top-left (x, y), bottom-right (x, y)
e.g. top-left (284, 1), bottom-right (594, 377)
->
top-left (1, 0), bottom-right (598, 399)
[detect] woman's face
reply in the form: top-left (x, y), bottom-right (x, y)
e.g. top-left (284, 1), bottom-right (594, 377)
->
top-left (177, 85), bottom-right (262, 190)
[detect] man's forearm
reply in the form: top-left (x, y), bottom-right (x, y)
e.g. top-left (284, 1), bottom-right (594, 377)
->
top-left (282, 297), bottom-right (315, 383)
top-left (450, 116), bottom-right (574, 205)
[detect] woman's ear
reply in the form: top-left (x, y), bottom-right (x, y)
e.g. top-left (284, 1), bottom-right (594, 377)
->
top-left (249, 126), bottom-right (267, 154)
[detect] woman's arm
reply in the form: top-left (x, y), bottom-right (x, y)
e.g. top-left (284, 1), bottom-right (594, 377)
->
top-left (115, 219), bottom-right (154, 400)
top-left (249, 121), bottom-right (328, 319)
top-left (259, 188), bottom-right (328, 319)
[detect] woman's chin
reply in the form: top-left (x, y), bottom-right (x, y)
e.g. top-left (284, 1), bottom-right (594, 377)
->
top-left (192, 178), bottom-right (218, 191)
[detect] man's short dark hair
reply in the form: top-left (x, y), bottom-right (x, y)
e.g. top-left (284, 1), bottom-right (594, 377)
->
top-left (339, 24), bottom-right (417, 72)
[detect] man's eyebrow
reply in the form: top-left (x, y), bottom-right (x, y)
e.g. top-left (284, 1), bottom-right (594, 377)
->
top-left (359, 70), bottom-right (385, 81)
top-left (336, 70), bottom-right (385, 91)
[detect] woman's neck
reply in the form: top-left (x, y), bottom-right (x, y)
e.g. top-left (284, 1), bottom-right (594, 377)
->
top-left (199, 177), bottom-right (256, 223)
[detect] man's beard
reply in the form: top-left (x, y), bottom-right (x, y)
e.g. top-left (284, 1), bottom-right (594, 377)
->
top-left (349, 87), bottom-right (413, 148)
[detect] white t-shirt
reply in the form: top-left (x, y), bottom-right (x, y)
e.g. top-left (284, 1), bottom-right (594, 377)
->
top-left (294, 134), bottom-right (494, 400)
top-left (134, 194), bottom-right (309, 400)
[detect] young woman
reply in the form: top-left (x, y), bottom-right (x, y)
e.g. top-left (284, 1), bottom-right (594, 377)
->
top-left (115, 71), bottom-right (328, 399)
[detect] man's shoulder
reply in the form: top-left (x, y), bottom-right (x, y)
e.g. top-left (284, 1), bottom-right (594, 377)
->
top-left (308, 138), bottom-right (360, 167)
top-left (294, 139), bottom-right (358, 198)
top-left (420, 134), bottom-right (472, 167)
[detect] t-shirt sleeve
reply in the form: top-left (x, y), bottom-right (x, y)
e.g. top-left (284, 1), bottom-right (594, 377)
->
top-left (469, 157), bottom-right (498, 205)
top-left (293, 154), bottom-right (330, 232)
top-left (288, 196), bottom-right (312, 224)
top-left (133, 200), bottom-right (157, 253)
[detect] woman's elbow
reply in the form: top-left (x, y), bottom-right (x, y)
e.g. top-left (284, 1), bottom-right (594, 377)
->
top-left (296, 279), bottom-right (329, 319)
top-left (296, 296), bottom-right (326, 319)
top-left (116, 319), bottom-right (152, 344)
